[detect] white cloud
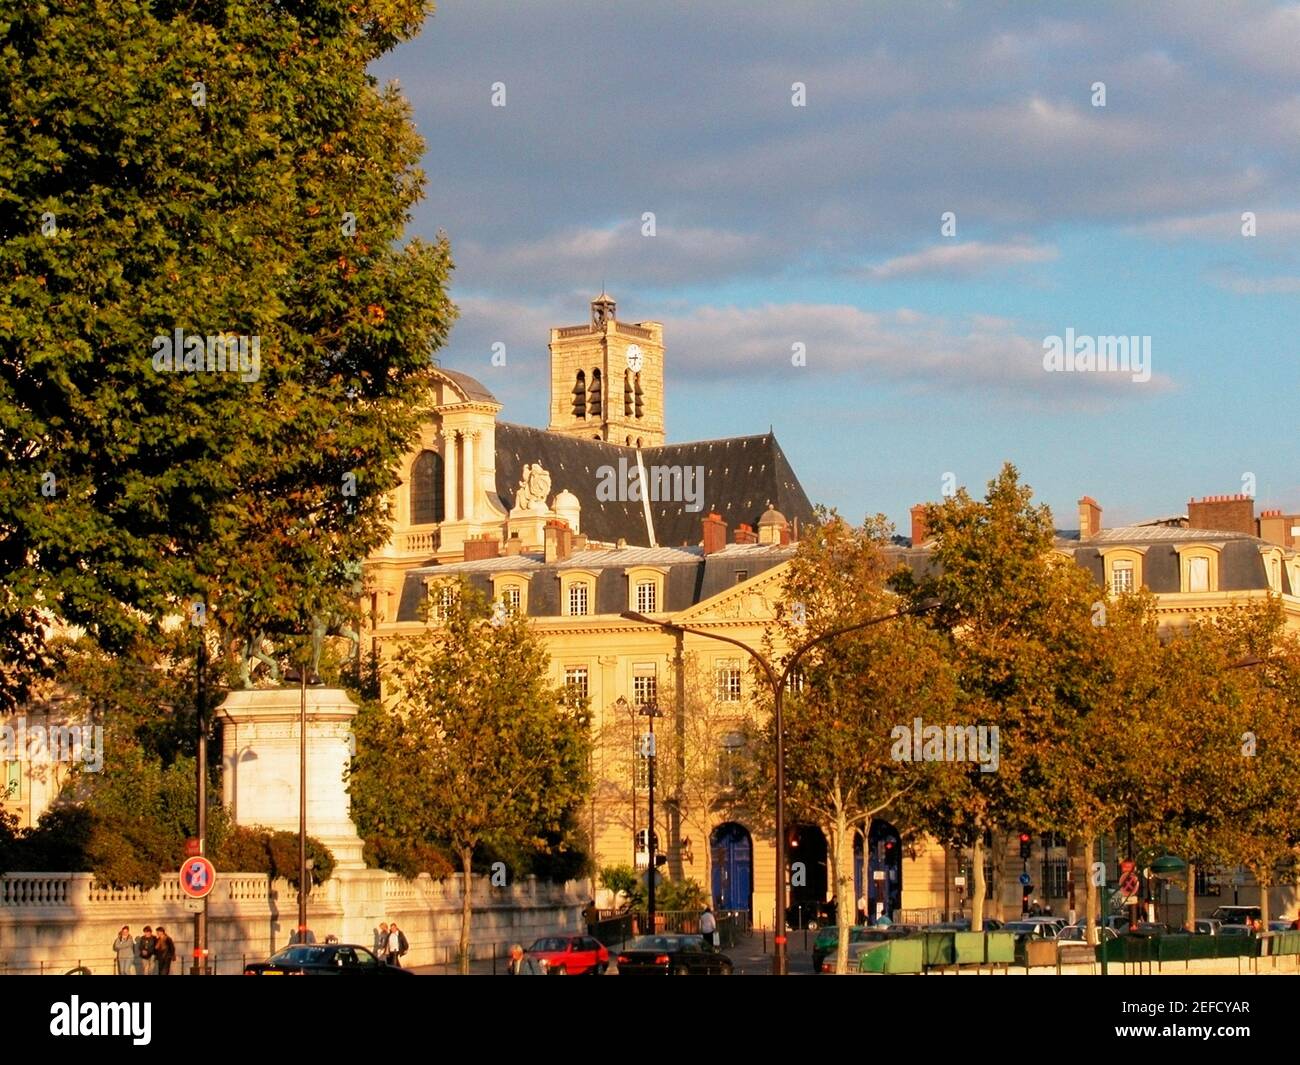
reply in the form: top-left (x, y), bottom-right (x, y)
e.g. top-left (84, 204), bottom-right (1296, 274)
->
top-left (863, 240), bottom-right (1058, 279)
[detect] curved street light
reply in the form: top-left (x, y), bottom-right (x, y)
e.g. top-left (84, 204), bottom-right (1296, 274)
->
top-left (621, 596), bottom-right (940, 974)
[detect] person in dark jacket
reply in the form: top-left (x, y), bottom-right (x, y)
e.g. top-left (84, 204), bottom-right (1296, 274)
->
top-left (138, 927), bottom-right (157, 975)
top-left (153, 926), bottom-right (176, 976)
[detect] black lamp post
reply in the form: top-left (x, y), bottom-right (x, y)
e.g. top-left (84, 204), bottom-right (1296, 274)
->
top-left (621, 596), bottom-right (939, 975)
top-left (284, 663), bottom-right (323, 944)
top-left (638, 700), bottom-right (663, 929)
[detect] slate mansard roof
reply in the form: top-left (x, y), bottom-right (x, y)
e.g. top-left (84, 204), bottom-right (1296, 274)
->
top-left (493, 423), bottom-right (815, 550)
top-left (395, 543), bottom-right (796, 622)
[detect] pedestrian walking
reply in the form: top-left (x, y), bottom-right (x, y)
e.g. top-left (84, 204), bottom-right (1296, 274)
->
top-left (139, 926), bottom-right (157, 975)
top-left (374, 922), bottom-right (389, 958)
top-left (385, 922), bottom-right (404, 967)
top-left (507, 943), bottom-right (525, 975)
top-left (582, 899), bottom-right (599, 935)
top-left (113, 927), bottom-right (136, 975)
top-left (699, 906), bottom-right (718, 948)
top-left (153, 926), bottom-right (176, 976)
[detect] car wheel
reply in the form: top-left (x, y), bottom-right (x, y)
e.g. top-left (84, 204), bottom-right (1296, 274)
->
top-left (719, 963), bottom-right (733, 976)
top-left (553, 965), bottom-right (567, 976)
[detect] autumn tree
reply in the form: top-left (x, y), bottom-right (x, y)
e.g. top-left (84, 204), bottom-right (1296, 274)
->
top-left (349, 583), bottom-right (591, 972)
top-left (754, 512), bottom-right (957, 973)
top-left (898, 464), bottom-right (1105, 931)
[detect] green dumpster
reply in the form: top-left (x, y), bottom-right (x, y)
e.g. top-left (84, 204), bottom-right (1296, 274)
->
top-left (857, 937), bottom-right (924, 974)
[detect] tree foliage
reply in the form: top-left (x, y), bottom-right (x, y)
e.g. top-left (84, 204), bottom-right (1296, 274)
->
top-left (348, 582), bottom-right (592, 970)
top-left (0, 0), bottom-right (454, 709)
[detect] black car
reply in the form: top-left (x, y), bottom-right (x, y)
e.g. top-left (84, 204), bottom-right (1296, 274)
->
top-left (243, 943), bottom-right (414, 975)
top-left (615, 934), bottom-right (734, 975)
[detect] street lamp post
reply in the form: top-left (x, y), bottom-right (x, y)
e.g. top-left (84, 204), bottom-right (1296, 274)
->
top-left (639, 701), bottom-right (663, 929)
top-left (285, 662), bottom-right (321, 943)
top-left (621, 596), bottom-right (939, 975)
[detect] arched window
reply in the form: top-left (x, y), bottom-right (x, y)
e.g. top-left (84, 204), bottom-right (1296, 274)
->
top-left (572, 370), bottom-right (586, 417)
top-left (634, 372), bottom-right (644, 418)
top-left (624, 369), bottom-right (633, 416)
top-left (410, 450), bottom-right (444, 525)
top-left (588, 368), bottom-right (603, 416)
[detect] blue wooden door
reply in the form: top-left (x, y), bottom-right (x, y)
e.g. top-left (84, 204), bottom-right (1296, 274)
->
top-left (711, 823), bottom-right (753, 915)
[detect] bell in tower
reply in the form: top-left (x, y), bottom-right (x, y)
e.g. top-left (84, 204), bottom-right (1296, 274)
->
top-left (591, 292), bottom-right (616, 328)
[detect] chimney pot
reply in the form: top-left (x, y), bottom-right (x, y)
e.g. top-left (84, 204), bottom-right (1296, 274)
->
top-left (703, 511), bottom-right (728, 555)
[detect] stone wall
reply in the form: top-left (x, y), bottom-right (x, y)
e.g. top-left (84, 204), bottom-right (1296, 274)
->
top-left (0, 870), bottom-right (588, 975)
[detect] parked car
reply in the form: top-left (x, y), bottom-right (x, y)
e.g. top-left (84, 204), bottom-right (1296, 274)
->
top-left (243, 944), bottom-right (412, 975)
top-left (1219, 923), bottom-right (1254, 937)
top-left (1003, 921), bottom-right (1058, 942)
top-left (815, 927), bottom-right (904, 973)
top-left (524, 935), bottom-right (609, 976)
top-left (1194, 919), bottom-right (1223, 936)
top-left (615, 934), bottom-right (734, 975)
top-left (1268, 921), bottom-right (1292, 933)
top-left (811, 926), bottom-right (865, 972)
top-left (820, 939), bottom-right (893, 974)
top-left (925, 918), bottom-right (1005, 932)
top-left (1004, 920), bottom-right (1060, 940)
top-left (1058, 924), bottom-right (1118, 943)
top-left (1210, 905), bottom-right (1261, 926)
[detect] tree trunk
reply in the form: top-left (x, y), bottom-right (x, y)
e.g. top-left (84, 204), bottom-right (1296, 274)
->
top-left (1258, 872), bottom-right (1271, 957)
top-left (971, 834), bottom-right (986, 932)
top-left (1083, 832), bottom-right (1099, 946)
top-left (1184, 862), bottom-right (1196, 932)
top-left (832, 806), bottom-right (854, 975)
top-left (459, 846), bottom-right (472, 975)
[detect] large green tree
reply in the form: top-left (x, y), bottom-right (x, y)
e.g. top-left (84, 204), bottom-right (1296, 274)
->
top-left (0, 1), bottom-right (454, 707)
top-left (349, 583), bottom-right (591, 972)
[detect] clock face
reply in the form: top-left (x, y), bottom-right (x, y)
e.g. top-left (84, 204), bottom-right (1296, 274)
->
top-left (625, 344), bottom-right (643, 372)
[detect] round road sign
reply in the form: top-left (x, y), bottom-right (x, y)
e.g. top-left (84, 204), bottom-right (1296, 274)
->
top-left (180, 856), bottom-right (217, 899)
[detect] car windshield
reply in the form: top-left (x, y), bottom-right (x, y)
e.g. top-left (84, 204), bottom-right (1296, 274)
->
top-left (271, 946), bottom-right (332, 965)
top-left (626, 935), bottom-right (693, 951)
top-left (529, 938), bottom-right (571, 952)
top-left (1003, 923), bottom-right (1038, 933)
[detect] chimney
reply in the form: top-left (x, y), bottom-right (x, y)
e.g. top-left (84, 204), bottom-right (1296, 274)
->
top-left (463, 534), bottom-right (500, 562)
top-left (1187, 494), bottom-right (1255, 536)
top-left (910, 504), bottom-right (929, 547)
top-left (543, 519), bottom-right (573, 563)
top-left (733, 522), bottom-right (758, 545)
top-left (702, 511), bottom-right (727, 555)
top-left (572, 533), bottom-right (589, 552)
top-left (502, 532), bottom-right (525, 556)
top-left (1077, 496), bottom-right (1102, 540)
top-left (1258, 509), bottom-right (1298, 548)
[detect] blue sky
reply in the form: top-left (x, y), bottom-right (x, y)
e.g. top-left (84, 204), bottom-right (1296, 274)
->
top-left (375, 1), bottom-right (1299, 531)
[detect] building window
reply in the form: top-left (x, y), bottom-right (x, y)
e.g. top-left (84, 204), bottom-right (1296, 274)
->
top-left (716, 658), bottom-right (742, 702)
top-left (572, 370), bottom-right (586, 417)
top-left (788, 668), bottom-right (804, 694)
top-left (563, 667), bottom-right (588, 707)
top-left (1040, 858), bottom-right (1070, 899)
top-left (431, 584), bottom-right (457, 621)
top-left (1270, 558), bottom-right (1280, 591)
top-left (717, 732), bottom-right (745, 788)
top-left (634, 829), bottom-right (659, 868)
top-left (410, 450), bottom-right (444, 525)
top-left (568, 582), bottom-right (590, 617)
top-left (633, 743), bottom-right (650, 789)
top-left (633, 670), bottom-right (658, 710)
top-left (734, 569), bottom-right (748, 584)
top-left (1111, 560), bottom-right (1134, 594)
top-left (1188, 555), bottom-right (1210, 593)
top-left (501, 586), bottom-right (522, 618)
top-left (636, 580), bottom-right (657, 613)
top-left (3, 760), bottom-right (19, 800)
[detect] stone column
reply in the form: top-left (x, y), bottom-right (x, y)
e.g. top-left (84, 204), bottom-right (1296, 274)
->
top-left (442, 427), bottom-right (457, 524)
top-left (465, 430), bottom-right (479, 521)
top-left (217, 687), bottom-right (366, 869)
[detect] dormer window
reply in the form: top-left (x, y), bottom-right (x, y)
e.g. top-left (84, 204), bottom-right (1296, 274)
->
top-left (568, 582), bottom-right (589, 617)
top-left (625, 566), bottom-right (668, 615)
top-left (1111, 560), bottom-right (1134, 594)
top-left (636, 580), bottom-right (657, 613)
top-left (1174, 543), bottom-right (1223, 594)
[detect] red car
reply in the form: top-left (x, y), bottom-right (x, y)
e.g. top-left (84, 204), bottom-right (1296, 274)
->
top-left (524, 935), bottom-right (609, 975)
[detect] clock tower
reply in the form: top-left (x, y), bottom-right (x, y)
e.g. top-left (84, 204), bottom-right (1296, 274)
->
top-left (547, 293), bottom-right (665, 447)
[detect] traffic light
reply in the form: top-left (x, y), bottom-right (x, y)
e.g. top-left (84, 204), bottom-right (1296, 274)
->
top-left (1019, 832), bottom-right (1032, 860)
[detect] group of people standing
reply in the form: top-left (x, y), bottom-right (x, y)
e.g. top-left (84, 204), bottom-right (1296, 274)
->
top-left (112, 925), bottom-right (177, 975)
top-left (373, 921), bottom-right (409, 967)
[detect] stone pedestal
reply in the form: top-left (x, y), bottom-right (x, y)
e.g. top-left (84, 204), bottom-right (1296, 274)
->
top-left (217, 687), bottom-right (366, 869)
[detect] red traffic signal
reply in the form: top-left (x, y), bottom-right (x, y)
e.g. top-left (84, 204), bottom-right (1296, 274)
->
top-left (1018, 832), bottom-right (1032, 859)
